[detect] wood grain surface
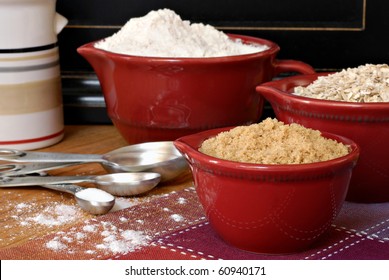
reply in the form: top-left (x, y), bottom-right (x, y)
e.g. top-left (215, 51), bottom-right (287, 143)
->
top-left (0, 125), bottom-right (193, 249)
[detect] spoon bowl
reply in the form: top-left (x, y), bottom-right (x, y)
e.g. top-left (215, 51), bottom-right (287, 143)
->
top-left (91, 172), bottom-right (162, 196)
top-left (102, 152), bottom-right (187, 182)
top-left (73, 187), bottom-right (116, 215)
top-left (0, 182), bottom-right (115, 215)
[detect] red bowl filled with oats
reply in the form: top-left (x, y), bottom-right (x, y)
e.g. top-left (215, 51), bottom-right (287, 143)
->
top-left (256, 64), bottom-right (389, 203)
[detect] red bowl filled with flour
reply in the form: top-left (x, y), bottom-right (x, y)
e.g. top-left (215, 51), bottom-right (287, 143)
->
top-left (78, 9), bottom-right (315, 144)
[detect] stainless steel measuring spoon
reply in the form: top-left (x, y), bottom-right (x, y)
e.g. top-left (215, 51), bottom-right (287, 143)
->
top-left (0, 141), bottom-right (188, 182)
top-left (0, 172), bottom-right (161, 196)
top-left (0, 183), bottom-right (115, 215)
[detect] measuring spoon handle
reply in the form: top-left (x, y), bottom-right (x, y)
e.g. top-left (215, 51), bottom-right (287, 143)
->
top-left (0, 175), bottom-right (95, 187)
top-left (0, 148), bottom-right (103, 163)
top-left (0, 162), bottom-right (83, 176)
top-left (40, 184), bottom-right (85, 195)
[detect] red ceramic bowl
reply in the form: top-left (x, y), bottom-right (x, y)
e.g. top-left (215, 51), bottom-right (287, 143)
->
top-left (256, 73), bottom-right (389, 203)
top-left (77, 34), bottom-right (314, 144)
top-left (174, 127), bottom-right (359, 254)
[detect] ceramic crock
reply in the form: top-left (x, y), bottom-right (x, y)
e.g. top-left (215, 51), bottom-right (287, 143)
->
top-left (174, 127), bottom-right (359, 253)
top-left (78, 34), bottom-right (315, 144)
top-left (256, 73), bottom-right (389, 203)
top-left (0, 0), bottom-right (67, 149)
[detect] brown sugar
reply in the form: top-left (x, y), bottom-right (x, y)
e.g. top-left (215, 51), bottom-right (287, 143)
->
top-left (199, 118), bottom-right (350, 164)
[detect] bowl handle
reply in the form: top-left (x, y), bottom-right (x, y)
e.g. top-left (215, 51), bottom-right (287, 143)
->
top-left (274, 60), bottom-right (315, 76)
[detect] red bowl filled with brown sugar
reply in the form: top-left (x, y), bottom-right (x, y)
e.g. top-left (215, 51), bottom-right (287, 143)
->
top-left (174, 118), bottom-right (359, 254)
top-left (256, 64), bottom-right (389, 203)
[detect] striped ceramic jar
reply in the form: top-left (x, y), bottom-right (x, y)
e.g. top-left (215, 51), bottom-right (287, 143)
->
top-left (0, 0), bottom-right (67, 149)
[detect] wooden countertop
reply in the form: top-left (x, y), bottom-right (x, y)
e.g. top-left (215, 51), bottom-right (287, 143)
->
top-left (0, 125), bottom-right (193, 250)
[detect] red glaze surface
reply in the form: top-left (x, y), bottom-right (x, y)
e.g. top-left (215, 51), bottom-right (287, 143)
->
top-left (256, 73), bottom-right (389, 203)
top-left (174, 127), bottom-right (359, 254)
top-left (77, 35), bottom-right (314, 144)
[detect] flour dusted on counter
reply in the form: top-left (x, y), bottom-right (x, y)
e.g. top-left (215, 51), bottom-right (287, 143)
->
top-left (95, 9), bottom-right (269, 57)
top-left (45, 220), bottom-right (151, 255)
top-left (22, 203), bottom-right (82, 227)
top-left (170, 213), bottom-right (184, 222)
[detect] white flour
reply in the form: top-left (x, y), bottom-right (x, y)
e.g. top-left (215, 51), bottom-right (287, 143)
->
top-left (75, 188), bottom-right (114, 202)
top-left (3, 189), bottom-right (191, 258)
top-left (45, 220), bottom-right (151, 255)
top-left (20, 203), bottom-right (82, 227)
top-left (170, 213), bottom-right (184, 222)
top-left (95, 9), bottom-right (269, 57)
top-left (15, 200), bottom-right (151, 255)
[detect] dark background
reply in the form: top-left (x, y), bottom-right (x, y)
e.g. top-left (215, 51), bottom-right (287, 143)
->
top-left (56, 0), bottom-right (387, 124)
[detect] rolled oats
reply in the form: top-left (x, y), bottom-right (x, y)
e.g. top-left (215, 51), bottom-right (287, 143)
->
top-left (293, 64), bottom-right (389, 102)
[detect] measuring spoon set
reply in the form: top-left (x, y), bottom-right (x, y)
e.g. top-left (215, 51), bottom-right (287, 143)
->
top-left (0, 141), bottom-right (188, 214)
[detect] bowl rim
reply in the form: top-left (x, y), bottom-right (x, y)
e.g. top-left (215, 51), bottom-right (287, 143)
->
top-left (174, 126), bottom-right (360, 176)
top-left (77, 33), bottom-right (280, 62)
